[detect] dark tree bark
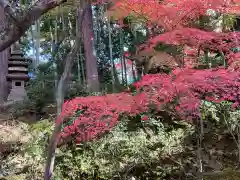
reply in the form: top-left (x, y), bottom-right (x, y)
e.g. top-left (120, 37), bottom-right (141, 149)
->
top-left (0, 0), bottom-right (67, 52)
top-left (81, 4), bottom-right (100, 92)
top-left (0, 6), bottom-right (9, 105)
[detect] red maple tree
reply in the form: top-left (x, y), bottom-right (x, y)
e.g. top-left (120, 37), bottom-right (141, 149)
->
top-left (57, 0), bottom-right (240, 144)
top-left (59, 68), bottom-right (240, 144)
top-left (108, 0), bottom-right (240, 69)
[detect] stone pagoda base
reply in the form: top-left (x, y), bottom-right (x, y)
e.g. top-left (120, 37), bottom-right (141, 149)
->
top-left (7, 86), bottom-right (28, 103)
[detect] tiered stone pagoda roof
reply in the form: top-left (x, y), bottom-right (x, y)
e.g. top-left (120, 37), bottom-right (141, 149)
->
top-left (7, 43), bottom-right (30, 81)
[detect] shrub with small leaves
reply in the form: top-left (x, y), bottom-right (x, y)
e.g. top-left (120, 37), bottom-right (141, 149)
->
top-left (59, 68), bottom-right (240, 144)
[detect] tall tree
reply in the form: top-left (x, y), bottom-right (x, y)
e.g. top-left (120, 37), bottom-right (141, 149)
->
top-left (44, 1), bottom-right (87, 178)
top-left (0, 6), bottom-right (9, 105)
top-left (81, 3), bottom-right (100, 92)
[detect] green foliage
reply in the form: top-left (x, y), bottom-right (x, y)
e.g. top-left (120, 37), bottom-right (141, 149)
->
top-left (0, 174), bottom-right (26, 180)
top-left (17, 63), bottom-right (55, 116)
top-left (201, 100), bottom-right (240, 130)
top-left (200, 101), bottom-right (240, 180)
top-left (65, 83), bottom-right (89, 100)
top-left (0, 119), bottom-right (54, 180)
top-left (204, 169), bottom-right (240, 180)
top-left (2, 101), bottom-right (240, 179)
top-left (54, 117), bottom-right (194, 179)
top-left (199, 53), bottom-right (225, 67)
top-left (9, 82), bottom-right (55, 118)
top-left (24, 120), bottom-right (53, 158)
top-left (222, 15), bottom-right (237, 30)
top-left (10, 61), bottom-right (90, 118)
top-left (0, 117), bottom-right (194, 180)
top-left (26, 80), bottom-right (54, 110)
top-left (155, 43), bottom-right (182, 56)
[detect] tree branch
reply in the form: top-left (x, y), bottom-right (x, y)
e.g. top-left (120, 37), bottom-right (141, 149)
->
top-left (0, 0), bottom-right (67, 52)
top-left (0, 0), bottom-right (19, 25)
top-left (44, 37), bottom-right (80, 180)
top-left (44, 3), bottom-right (87, 179)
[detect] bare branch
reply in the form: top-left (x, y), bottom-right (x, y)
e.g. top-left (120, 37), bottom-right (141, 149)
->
top-left (0, 0), bottom-right (67, 52)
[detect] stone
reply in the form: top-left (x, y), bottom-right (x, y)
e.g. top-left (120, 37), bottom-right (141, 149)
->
top-left (5, 42), bottom-right (31, 104)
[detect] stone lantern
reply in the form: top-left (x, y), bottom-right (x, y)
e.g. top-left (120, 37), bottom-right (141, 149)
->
top-left (6, 43), bottom-right (31, 103)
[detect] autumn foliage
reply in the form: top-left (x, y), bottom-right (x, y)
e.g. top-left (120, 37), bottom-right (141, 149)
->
top-left (146, 28), bottom-right (240, 68)
top-left (107, 0), bottom-right (240, 69)
top-left (59, 68), bottom-right (240, 143)
top-left (57, 0), bottom-right (240, 144)
top-left (107, 0), bottom-right (240, 30)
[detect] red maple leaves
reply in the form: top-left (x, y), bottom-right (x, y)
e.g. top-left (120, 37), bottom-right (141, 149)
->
top-left (107, 0), bottom-right (240, 69)
top-left (56, 0), bottom-right (240, 145)
top-left (59, 68), bottom-right (240, 144)
top-left (145, 28), bottom-right (240, 67)
top-left (108, 0), bottom-right (239, 29)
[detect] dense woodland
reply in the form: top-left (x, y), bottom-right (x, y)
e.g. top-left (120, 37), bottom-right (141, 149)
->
top-left (0, 0), bottom-right (240, 179)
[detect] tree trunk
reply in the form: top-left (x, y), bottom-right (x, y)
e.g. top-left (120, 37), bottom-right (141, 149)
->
top-left (44, 4), bottom-right (86, 179)
top-left (0, 6), bottom-right (9, 105)
top-left (81, 4), bottom-right (100, 92)
top-left (44, 38), bottom-right (80, 180)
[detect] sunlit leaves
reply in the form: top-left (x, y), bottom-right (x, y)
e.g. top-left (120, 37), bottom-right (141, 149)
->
top-left (59, 68), bottom-right (240, 144)
top-left (107, 0), bottom-right (239, 30)
top-left (105, 0), bottom-right (240, 67)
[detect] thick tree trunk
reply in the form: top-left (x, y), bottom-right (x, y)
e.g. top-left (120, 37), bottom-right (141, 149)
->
top-left (0, 6), bottom-right (9, 105)
top-left (81, 4), bottom-right (100, 92)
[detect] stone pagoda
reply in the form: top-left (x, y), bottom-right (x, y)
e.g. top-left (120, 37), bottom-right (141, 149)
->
top-left (6, 43), bottom-right (30, 103)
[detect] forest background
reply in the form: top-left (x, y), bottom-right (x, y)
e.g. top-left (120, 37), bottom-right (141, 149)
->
top-left (0, 0), bottom-right (240, 179)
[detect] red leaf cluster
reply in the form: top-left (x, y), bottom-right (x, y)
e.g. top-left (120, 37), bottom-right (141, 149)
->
top-left (107, 0), bottom-right (240, 69)
top-left (145, 28), bottom-right (240, 66)
top-left (59, 69), bottom-right (240, 144)
top-left (107, 0), bottom-right (238, 30)
top-left (58, 0), bottom-right (240, 145)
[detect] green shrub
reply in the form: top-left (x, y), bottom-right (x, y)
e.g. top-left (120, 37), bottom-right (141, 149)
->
top-left (0, 119), bottom-right (53, 180)
top-left (2, 101), bottom-right (240, 180)
top-left (0, 117), bottom-right (194, 180)
top-left (54, 117), bottom-right (194, 179)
